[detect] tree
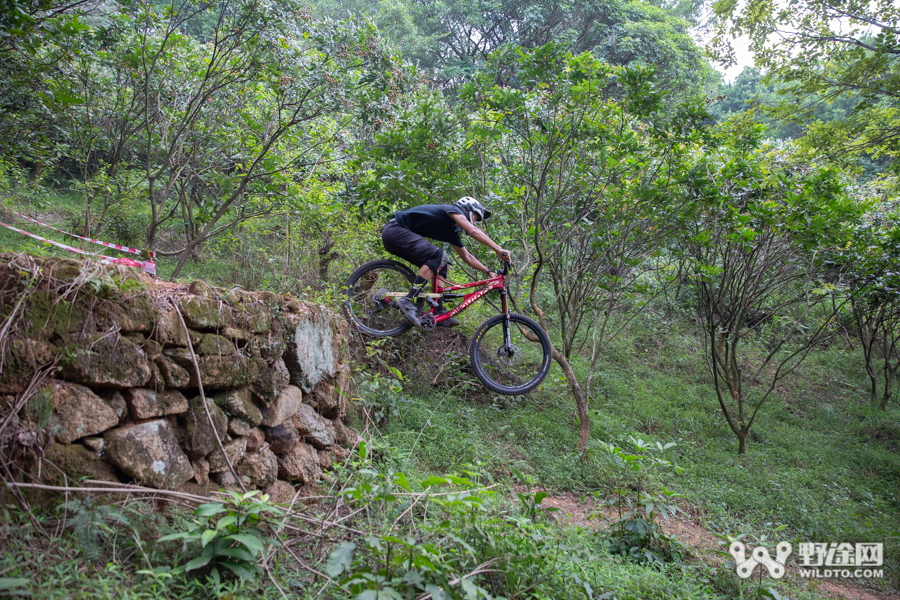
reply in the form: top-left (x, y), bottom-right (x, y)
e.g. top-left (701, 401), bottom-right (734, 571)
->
top-left (459, 45), bottom-right (707, 450)
top-left (0, 0), bottom-right (97, 165)
top-left (709, 0), bottom-right (900, 169)
top-left (846, 196), bottom-right (900, 408)
top-left (676, 122), bottom-right (864, 454)
top-left (312, 0), bottom-right (715, 100)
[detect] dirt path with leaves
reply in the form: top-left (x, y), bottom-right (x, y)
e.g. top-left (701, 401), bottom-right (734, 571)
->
top-left (532, 490), bottom-right (899, 600)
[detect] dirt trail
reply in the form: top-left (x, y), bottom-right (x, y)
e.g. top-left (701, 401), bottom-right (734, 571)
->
top-left (533, 490), bottom-right (898, 600)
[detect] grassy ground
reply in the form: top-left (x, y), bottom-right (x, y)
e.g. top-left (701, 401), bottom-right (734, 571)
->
top-left (357, 311), bottom-right (900, 599)
top-left (2, 187), bottom-right (899, 598)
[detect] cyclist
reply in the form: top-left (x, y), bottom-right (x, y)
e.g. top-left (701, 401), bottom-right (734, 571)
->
top-left (382, 197), bottom-right (510, 328)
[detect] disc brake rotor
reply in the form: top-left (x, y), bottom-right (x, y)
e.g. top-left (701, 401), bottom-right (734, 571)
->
top-left (497, 344), bottom-right (522, 366)
top-left (371, 288), bottom-right (390, 309)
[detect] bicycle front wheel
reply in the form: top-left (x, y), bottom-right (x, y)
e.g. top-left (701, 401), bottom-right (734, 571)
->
top-left (470, 313), bottom-right (552, 395)
top-left (343, 259), bottom-right (415, 338)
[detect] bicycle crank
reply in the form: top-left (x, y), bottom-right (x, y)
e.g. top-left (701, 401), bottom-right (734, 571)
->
top-left (419, 313), bottom-right (437, 330)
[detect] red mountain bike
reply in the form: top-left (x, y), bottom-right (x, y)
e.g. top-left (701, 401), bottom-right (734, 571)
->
top-left (342, 259), bottom-right (552, 395)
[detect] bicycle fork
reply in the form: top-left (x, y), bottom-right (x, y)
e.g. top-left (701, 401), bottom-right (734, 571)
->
top-left (501, 289), bottom-right (512, 349)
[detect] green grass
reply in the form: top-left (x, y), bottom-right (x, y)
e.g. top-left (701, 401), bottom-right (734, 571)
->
top-left (359, 313), bottom-right (900, 597)
top-left (3, 184), bottom-right (899, 598)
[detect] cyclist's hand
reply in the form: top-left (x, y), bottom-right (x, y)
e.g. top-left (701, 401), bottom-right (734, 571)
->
top-left (488, 271), bottom-right (499, 279)
top-left (496, 248), bottom-right (511, 263)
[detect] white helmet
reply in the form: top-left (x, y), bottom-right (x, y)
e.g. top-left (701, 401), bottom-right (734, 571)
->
top-left (455, 196), bottom-right (492, 223)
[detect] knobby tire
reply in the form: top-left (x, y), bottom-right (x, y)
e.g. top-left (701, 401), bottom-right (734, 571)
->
top-left (343, 259), bottom-right (415, 338)
top-left (470, 313), bottom-right (552, 395)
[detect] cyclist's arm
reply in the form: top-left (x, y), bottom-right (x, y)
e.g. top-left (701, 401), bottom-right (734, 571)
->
top-left (451, 245), bottom-right (493, 275)
top-left (450, 213), bottom-right (510, 263)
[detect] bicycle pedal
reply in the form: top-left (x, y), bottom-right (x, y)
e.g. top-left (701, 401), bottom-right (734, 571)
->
top-left (425, 297), bottom-right (439, 308)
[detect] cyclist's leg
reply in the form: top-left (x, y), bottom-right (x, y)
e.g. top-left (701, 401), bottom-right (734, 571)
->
top-left (382, 222), bottom-right (439, 278)
top-left (382, 222), bottom-right (442, 326)
top-left (432, 255), bottom-right (460, 327)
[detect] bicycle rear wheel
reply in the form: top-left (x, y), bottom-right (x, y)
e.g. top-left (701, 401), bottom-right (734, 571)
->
top-left (470, 313), bottom-right (552, 395)
top-left (343, 259), bottom-right (416, 338)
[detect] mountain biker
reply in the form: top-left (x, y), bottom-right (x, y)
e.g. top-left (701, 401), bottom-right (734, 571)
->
top-left (382, 197), bottom-right (510, 328)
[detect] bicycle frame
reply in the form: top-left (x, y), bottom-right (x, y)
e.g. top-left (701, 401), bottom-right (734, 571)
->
top-left (431, 271), bottom-right (509, 325)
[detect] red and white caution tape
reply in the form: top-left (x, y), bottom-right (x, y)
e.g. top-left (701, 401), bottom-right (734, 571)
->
top-left (0, 204), bottom-right (155, 258)
top-left (0, 220), bottom-right (157, 276)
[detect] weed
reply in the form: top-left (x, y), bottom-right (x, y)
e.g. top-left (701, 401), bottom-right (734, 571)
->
top-left (157, 490), bottom-right (284, 582)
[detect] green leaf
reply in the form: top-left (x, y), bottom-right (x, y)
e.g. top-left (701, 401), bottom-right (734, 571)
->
top-left (326, 541), bottom-right (356, 577)
top-left (225, 533), bottom-right (265, 554)
top-left (194, 503), bottom-right (227, 517)
top-left (421, 476), bottom-right (449, 488)
top-left (391, 472), bottom-right (411, 491)
top-left (217, 547), bottom-right (255, 563)
top-left (220, 561), bottom-right (258, 580)
top-left (183, 556), bottom-right (212, 572)
top-left (425, 584), bottom-right (448, 600)
top-left (201, 529), bottom-right (218, 547)
top-left (0, 578), bottom-right (29, 591)
top-left (460, 577), bottom-right (481, 600)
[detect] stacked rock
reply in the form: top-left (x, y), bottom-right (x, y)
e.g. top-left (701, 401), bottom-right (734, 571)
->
top-left (0, 254), bottom-right (356, 501)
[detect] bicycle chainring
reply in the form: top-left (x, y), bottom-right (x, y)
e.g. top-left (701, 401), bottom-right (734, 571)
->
top-left (419, 313), bottom-right (437, 330)
top-left (497, 344), bottom-right (522, 366)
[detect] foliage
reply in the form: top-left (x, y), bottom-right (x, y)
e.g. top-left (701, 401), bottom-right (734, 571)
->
top-left (449, 43), bottom-right (710, 450)
top-left (157, 490), bottom-right (284, 582)
top-left (842, 191), bottom-right (900, 408)
top-left (675, 130), bottom-right (867, 453)
top-left (592, 437), bottom-right (685, 565)
top-left (709, 0), bottom-right (900, 169)
top-left (312, 0), bottom-right (715, 99)
top-left (58, 497), bottom-right (139, 560)
top-left (329, 453), bottom-right (564, 599)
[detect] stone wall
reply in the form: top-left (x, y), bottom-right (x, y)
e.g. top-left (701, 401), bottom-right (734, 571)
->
top-left (0, 253), bottom-right (356, 500)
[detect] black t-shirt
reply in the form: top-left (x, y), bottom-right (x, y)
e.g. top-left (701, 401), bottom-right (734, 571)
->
top-left (394, 204), bottom-right (466, 247)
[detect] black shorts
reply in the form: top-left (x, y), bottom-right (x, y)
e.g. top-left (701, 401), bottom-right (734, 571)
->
top-left (382, 220), bottom-right (447, 275)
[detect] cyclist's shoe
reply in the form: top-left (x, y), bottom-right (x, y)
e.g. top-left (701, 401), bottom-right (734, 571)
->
top-left (435, 306), bottom-right (460, 327)
top-left (395, 297), bottom-right (423, 328)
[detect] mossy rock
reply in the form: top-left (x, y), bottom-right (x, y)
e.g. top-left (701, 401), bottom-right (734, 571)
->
top-left (42, 442), bottom-right (121, 485)
top-left (196, 333), bottom-right (236, 356)
top-left (212, 387), bottom-right (262, 427)
top-left (179, 296), bottom-right (229, 331)
top-left (184, 396), bottom-right (228, 459)
top-left (188, 355), bottom-right (265, 389)
top-left (0, 338), bottom-right (57, 393)
top-left (24, 289), bottom-right (90, 339)
top-left (104, 420), bottom-right (194, 490)
top-left (60, 333), bottom-right (152, 388)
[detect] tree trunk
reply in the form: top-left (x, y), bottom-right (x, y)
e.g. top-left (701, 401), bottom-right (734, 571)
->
top-left (737, 430), bottom-right (747, 455)
top-left (880, 368), bottom-right (895, 410)
top-left (318, 238), bottom-right (338, 283)
top-left (550, 345), bottom-right (591, 452)
top-left (528, 283), bottom-right (591, 452)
